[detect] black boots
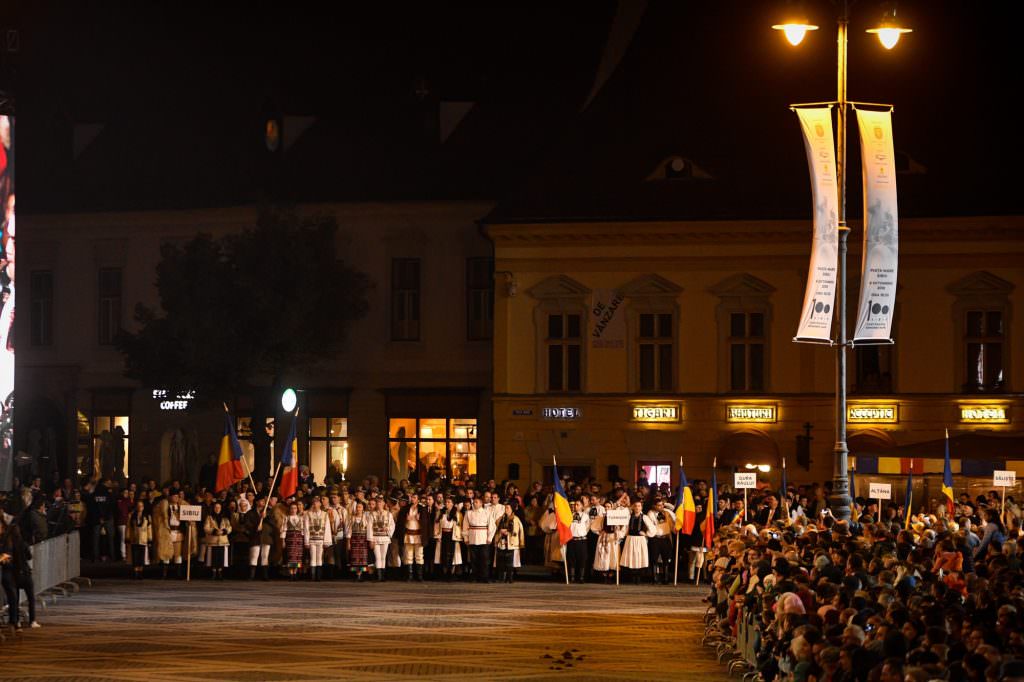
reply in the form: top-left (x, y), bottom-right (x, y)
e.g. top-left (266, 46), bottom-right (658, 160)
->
top-left (260, 566), bottom-right (269, 581)
top-left (407, 565), bottom-right (415, 582)
top-left (249, 566), bottom-right (256, 580)
top-left (415, 564), bottom-right (424, 582)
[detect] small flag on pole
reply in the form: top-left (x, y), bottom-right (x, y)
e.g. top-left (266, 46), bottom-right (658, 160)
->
top-left (941, 428), bottom-right (955, 518)
top-left (278, 411), bottom-right (299, 499)
top-left (215, 411), bottom-right (245, 493)
top-left (675, 458), bottom-right (696, 534)
top-left (903, 460), bottom-right (914, 529)
top-left (703, 457), bottom-right (717, 549)
top-left (552, 459), bottom-right (573, 546)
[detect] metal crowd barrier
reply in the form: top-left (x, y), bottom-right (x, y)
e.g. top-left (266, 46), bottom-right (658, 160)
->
top-left (28, 531), bottom-right (87, 601)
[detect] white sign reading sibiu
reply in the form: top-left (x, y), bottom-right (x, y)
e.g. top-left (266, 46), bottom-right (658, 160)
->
top-left (734, 473), bottom-right (758, 489)
top-left (994, 470), bottom-right (1016, 487)
top-left (869, 482), bottom-right (892, 500)
top-left (179, 505), bottom-right (203, 522)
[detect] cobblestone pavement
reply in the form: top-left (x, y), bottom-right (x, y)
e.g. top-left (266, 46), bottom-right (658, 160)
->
top-left (2, 578), bottom-right (730, 681)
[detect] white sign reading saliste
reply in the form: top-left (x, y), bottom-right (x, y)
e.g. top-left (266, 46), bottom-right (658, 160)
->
top-left (994, 470), bottom-right (1017, 487)
top-left (179, 505), bottom-right (203, 522)
top-left (869, 482), bottom-right (892, 500)
top-left (734, 473), bottom-right (758, 489)
top-left (605, 508), bottom-right (631, 526)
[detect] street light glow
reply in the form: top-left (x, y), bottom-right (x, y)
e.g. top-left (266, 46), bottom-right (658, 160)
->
top-left (772, 22), bottom-right (819, 46)
top-left (867, 6), bottom-right (912, 50)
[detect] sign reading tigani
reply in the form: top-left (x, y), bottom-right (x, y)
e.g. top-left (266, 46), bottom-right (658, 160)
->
top-left (631, 405), bottom-right (681, 423)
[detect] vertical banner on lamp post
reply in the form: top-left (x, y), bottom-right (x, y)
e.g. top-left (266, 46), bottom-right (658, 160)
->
top-left (793, 107), bottom-right (839, 343)
top-left (853, 108), bottom-right (898, 343)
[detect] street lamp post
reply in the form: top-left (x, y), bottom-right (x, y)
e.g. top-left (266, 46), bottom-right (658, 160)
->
top-left (774, 1), bottom-right (910, 522)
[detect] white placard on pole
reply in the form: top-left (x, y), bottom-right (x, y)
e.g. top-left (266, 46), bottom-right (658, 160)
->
top-left (734, 473), bottom-right (758, 489)
top-left (994, 470), bottom-right (1016, 487)
top-left (605, 508), bottom-right (630, 526)
top-left (868, 483), bottom-right (892, 500)
top-left (180, 505), bottom-right (203, 522)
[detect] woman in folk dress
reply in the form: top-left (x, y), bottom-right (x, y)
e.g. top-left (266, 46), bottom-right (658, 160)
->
top-left (593, 503), bottom-right (626, 583)
top-left (620, 499), bottom-right (656, 584)
top-left (433, 497), bottom-right (463, 580)
top-left (126, 499), bottom-right (151, 579)
top-left (281, 502), bottom-right (304, 580)
top-left (345, 500), bottom-right (371, 581)
top-left (204, 501), bottom-right (232, 580)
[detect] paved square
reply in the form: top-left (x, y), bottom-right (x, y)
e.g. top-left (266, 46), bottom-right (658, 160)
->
top-left (2, 579), bottom-right (729, 681)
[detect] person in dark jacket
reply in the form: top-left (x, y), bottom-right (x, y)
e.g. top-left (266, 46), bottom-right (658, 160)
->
top-left (0, 517), bottom-right (39, 628)
top-left (22, 495), bottom-right (49, 544)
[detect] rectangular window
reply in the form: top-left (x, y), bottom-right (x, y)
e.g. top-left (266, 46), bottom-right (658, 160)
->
top-left (855, 346), bottom-right (893, 393)
top-left (91, 415), bottom-right (130, 478)
top-left (98, 267), bottom-right (123, 345)
top-left (391, 258), bottom-right (420, 341)
top-left (638, 312), bottom-right (674, 392)
top-left (546, 312), bottom-right (582, 392)
top-left (466, 257), bottom-right (493, 340)
top-left (388, 417), bottom-right (477, 482)
top-left (964, 309), bottom-right (1004, 392)
top-left (308, 417), bottom-right (348, 484)
top-left (30, 270), bottom-right (54, 346)
top-left (728, 311), bottom-right (766, 392)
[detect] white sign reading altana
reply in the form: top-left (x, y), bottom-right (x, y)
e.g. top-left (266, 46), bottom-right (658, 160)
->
top-left (994, 470), bottom-right (1017, 487)
top-left (179, 505), bottom-right (203, 522)
top-left (605, 508), bottom-right (630, 526)
top-left (734, 473), bottom-right (758, 489)
top-left (869, 482), bottom-right (892, 500)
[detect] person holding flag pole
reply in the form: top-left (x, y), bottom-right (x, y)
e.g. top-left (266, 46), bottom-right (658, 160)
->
top-left (551, 456), bottom-right (573, 586)
top-left (903, 459), bottom-right (914, 529)
top-left (673, 457), bottom-right (696, 586)
top-left (278, 408), bottom-right (300, 501)
top-left (941, 428), bottom-right (956, 520)
top-left (780, 457), bottom-right (790, 524)
top-left (696, 457), bottom-right (717, 588)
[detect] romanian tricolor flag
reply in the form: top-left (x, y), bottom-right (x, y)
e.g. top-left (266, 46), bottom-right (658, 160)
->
top-left (215, 411), bottom-right (245, 493)
top-left (278, 412), bottom-right (299, 500)
top-left (941, 429), bottom-right (955, 518)
top-left (903, 461), bottom-right (914, 529)
top-left (675, 461), bottom-right (696, 534)
top-left (552, 461), bottom-right (573, 546)
top-left (702, 459), bottom-right (718, 549)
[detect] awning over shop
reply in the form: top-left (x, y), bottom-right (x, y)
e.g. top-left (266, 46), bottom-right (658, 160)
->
top-left (853, 432), bottom-right (1024, 477)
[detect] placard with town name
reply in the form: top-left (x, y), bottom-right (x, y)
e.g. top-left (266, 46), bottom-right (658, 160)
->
top-left (605, 508), bottom-right (630, 526)
top-left (869, 482), bottom-right (892, 500)
top-left (734, 473), bottom-right (757, 489)
top-left (179, 505), bottom-right (203, 522)
top-left (994, 470), bottom-right (1016, 487)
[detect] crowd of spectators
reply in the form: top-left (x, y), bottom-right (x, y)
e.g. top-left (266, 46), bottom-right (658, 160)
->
top-left (706, 483), bottom-right (1024, 682)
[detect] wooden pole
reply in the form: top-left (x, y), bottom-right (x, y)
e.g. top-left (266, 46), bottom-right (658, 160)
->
top-left (1002, 486), bottom-right (1007, 526)
top-left (615, 534), bottom-right (620, 586)
top-left (257, 461), bottom-right (284, 531)
top-left (186, 522), bottom-right (192, 582)
top-left (562, 545), bottom-right (569, 585)
top-left (673, 530), bottom-right (681, 586)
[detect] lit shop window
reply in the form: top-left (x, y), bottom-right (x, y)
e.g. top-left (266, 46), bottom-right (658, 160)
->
top-left (308, 417), bottom-right (348, 484)
top-left (388, 417), bottom-right (477, 482)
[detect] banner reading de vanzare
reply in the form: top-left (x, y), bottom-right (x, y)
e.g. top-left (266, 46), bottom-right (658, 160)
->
top-left (794, 107), bottom-right (839, 343)
top-left (853, 108), bottom-right (898, 344)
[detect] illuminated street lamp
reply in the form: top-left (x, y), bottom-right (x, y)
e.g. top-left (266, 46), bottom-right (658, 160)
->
top-left (772, 1), bottom-right (911, 522)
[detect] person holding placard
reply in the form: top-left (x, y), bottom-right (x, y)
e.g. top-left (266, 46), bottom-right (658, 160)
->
top-left (620, 499), bottom-right (655, 584)
top-left (593, 502), bottom-right (626, 583)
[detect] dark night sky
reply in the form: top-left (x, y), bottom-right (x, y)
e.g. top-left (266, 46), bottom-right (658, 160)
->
top-left (4, 1), bottom-right (1022, 220)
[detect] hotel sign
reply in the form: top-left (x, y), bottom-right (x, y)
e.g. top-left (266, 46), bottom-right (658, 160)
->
top-left (960, 405), bottom-right (1009, 424)
top-left (726, 405), bottom-right (777, 423)
top-left (847, 404), bottom-right (898, 423)
top-left (631, 404), bottom-right (681, 423)
top-left (542, 407), bottom-right (581, 421)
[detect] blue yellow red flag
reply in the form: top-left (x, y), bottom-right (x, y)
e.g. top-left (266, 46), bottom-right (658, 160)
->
top-left (215, 411), bottom-right (245, 492)
top-left (552, 461), bottom-right (573, 546)
top-left (942, 429), bottom-right (955, 517)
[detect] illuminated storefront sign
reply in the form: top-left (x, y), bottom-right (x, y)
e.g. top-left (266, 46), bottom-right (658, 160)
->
top-left (726, 405), bottom-right (777, 423)
top-left (960, 405), bottom-right (1009, 424)
top-left (152, 389), bottom-right (196, 411)
top-left (542, 407), bottom-right (581, 420)
top-left (631, 404), bottom-right (681, 423)
top-left (847, 404), bottom-right (898, 423)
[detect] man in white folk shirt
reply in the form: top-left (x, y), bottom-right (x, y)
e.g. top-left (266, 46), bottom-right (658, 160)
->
top-left (645, 497), bottom-right (675, 585)
top-left (463, 496), bottom-right (496, 583)
top-left (584, 493), bottom-right (605, 583)
top-left (367, 497), bottom-right (395, 582)
top-left (566, 500), bottom-right (591, 584)
top-left (327, 493), bottom-right (348, 580)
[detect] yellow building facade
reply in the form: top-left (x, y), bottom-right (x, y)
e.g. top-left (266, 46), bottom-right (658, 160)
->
top-left (485, 215), bottom-right (1024, 496)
